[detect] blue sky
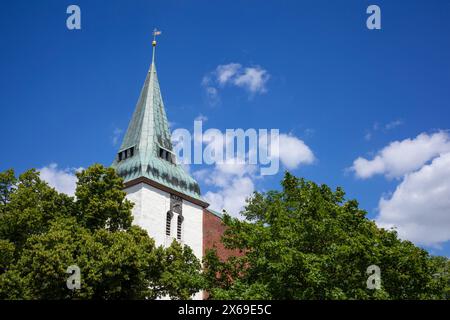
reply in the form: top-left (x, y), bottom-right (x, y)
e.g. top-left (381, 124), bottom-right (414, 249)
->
top-left (1, 0), bottom-right (449, 256)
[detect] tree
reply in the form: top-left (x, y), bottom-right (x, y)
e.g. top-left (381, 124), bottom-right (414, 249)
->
top-left (0, 164), bottom-right (203, 299)
top-left (428, 256), bottom-right (450, 300)
top-left (203, 172), bottom-right (449, 300)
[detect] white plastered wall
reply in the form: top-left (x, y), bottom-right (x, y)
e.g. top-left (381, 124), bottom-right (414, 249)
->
top-left (124, 182), bottom-right (204, 300)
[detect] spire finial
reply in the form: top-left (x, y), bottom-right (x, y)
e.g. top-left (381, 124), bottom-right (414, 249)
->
top-left (152, 28), bottom-right (162, 65)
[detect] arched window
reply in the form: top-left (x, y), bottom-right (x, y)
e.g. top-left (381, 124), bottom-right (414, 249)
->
top-left (166, 211), bottom-right (173, 236)
top-left (177, 215), bottom-right (184, 240)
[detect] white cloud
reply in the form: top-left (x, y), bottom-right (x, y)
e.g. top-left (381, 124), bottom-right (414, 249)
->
top-left (204, 176), bottom-right (254, 219)
top-left (352, 131), bottom-right (450, 247)
top-left (204, 86), bottom-right (220, 106)
top-left (352, 131), bottom-right (450, 179)
top-left (216, 63), bottom-right (241, 85)
top-left (364, 119), bottom-right (403, 141)
top-left (181, 163), bottom-right (191, 174)
top-left (196, 158), bottom-right (256, 218)
top-left (384, 120), bottom-right (403, 130)
top-left (192, 168), bottom-right (210, 182)
top-left (376, 152), bottom-right (450, 247)
top-left (202, 63), bottom-right (270, 103)
top-left (38, 163), bottom-right (80, 196)
top-left (200, 157), bottom-right (257, 188)
top-left (258, 132), bottom-right (315, 171)
top-left (278, 134), bottom-right (315, 169)
top-left (233, 66), bottom-right (269, 94)
top-left (194, 132), bottom-right (315, 217)
top-left (192, 134), bottom-right (258, 217)
top-left (112, 128), bottom-right (123, 146)
top-left (195, 114), bottom-right (208, 122)
top-left (168, 121), bottom-right (176, 129)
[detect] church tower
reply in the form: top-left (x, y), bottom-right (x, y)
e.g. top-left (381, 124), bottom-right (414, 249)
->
top-left (111, 33), bottom-right (208, 262)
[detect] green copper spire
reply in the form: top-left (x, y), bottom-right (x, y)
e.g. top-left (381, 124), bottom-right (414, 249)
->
top-left (112, 35), bottom-right (204, 204)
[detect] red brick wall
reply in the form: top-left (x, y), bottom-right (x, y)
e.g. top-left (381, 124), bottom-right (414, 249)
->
top-left (203, 209), bottom-right (241, 261)
top-left (202, 209), bottom-right (244, 300)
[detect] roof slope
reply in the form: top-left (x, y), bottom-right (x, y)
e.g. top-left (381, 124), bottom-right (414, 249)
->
top-left (111, 60), bottom-right (204, 203)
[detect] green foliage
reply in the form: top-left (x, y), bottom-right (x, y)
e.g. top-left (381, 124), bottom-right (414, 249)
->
top-left (0, 164), bottom-right (203, 300)
top-left (156, 240), bottom-right (205, 299)
top-left (1, 165), bottom-right (447, 300)
top-left (75, 165), bottom-right (133, 231)
top-left (428, 256), bottom-right (450, 300)
top-left (0, 169), bottom-right (16, 207)
top-left (203, 172), bottom-right (449, 300)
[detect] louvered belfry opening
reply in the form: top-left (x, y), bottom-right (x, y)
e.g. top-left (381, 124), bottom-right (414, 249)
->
top-left (166, 211), bottom-right (173, 236)
top-left (177, 215), bottom-right (183, 240)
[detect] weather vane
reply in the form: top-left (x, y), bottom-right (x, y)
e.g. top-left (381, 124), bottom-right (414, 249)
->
top-left (152, 28), bottom-right (162, 47)
top-left (151, 28), bottom-right (162, 64)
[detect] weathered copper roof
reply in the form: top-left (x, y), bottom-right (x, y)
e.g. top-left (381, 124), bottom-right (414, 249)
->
top-left (111, 59), bottom-right (204, 203)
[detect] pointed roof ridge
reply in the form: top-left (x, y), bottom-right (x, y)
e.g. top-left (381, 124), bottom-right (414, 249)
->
top-left (112, 41), bottom-right (206, 206)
